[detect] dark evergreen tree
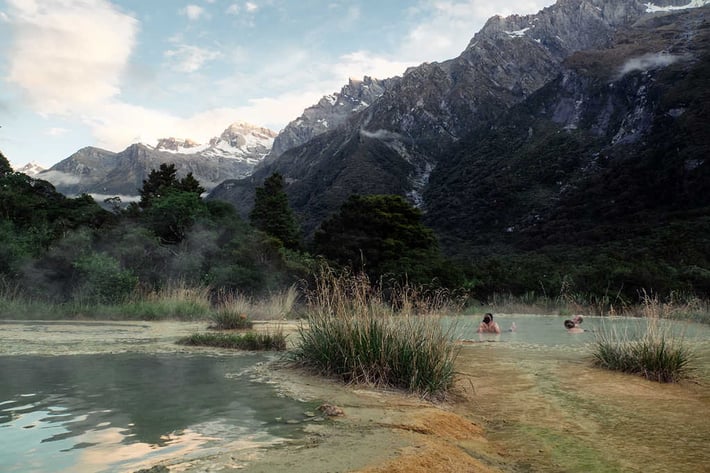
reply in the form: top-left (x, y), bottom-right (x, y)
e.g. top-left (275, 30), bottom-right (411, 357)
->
top-left (138, 163), bottom-right (204, 209)
top-left (176, 172), bottom-right (205, 195)
top-left (0, 151), bottom-right (12, 176)
top-left (314, 194), bottom-right (461, 286)
top-left (139, 163), bottom-right (178, 208)
top-left (249, 173), bottom-right (302, 250)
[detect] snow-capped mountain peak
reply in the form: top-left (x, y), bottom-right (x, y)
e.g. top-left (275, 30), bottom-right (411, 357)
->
top-left (204, 122), bottom-right (277, 163)
top-left (154, 137), bottom-right (204, 154)
top-left (13, 161), bottom-right (46, 176)
top-left (149, 122), bottom-right (277, 164)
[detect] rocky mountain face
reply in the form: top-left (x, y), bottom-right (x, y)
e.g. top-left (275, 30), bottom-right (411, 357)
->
top-left (41, 122), bottom-right (276, 199)
top-left (267, 76), bottom-right (397, 159)
top-left (424, 5), bottom-right (710, 256)
top-left (209, 0), bottom-right (695, 237)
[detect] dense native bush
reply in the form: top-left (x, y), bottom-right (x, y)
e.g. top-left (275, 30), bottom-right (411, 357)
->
top-left (72, 252), bottom-right (138, 304)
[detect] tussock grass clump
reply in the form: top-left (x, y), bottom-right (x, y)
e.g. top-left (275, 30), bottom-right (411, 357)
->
top-left (255, 285), bottom-right (299, 320)
top-left (177, 330), bottom-right (287, 351)
top-left (210, 293), bottom-right (254, 329)
top-left (291, 268), bottom-right (459, 398)
top-left (592, 295), bottom-right (694, 383)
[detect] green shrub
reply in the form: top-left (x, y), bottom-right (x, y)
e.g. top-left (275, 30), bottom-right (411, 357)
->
top-left (73, 252), bottom-right (138, 304)
top-left (177, 331), bottom-right (287, 350)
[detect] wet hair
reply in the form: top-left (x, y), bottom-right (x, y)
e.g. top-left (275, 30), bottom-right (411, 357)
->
top-left (483, 313), bottom-right (493, 324)
top-left (564, 320), bottom-right (575, 329)
top-left (575, 316), bottom-right (584, 324)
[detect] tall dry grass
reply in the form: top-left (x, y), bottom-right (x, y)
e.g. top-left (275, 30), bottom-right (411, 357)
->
top-left (592, 293), bottom-right (695, 383)
top-left (291, 267), bottom-right (460, 398)
top-left (209, 285), bottom-right (298, 329)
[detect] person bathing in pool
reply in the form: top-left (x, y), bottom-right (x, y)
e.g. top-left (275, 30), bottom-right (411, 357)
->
top-left (564, 319), bottom-right (584, 333)
top-left (477, 313), bottom-right (501, 334)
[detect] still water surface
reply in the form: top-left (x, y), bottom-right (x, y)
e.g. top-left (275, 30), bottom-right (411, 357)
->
top-left (448, 314), bottom-right (710, 350)
top-left (0, 353), bottom-right (315, 473)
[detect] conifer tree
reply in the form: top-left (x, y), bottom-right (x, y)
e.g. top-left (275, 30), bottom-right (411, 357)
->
top-left (249, 172), bottom-right (302, 250)
top-left (0, 151), bottom-right (12, 176)
top-left (139, 163), bottom-right (204, 208)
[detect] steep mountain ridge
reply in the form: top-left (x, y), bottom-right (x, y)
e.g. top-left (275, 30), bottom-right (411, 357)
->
top-left (268, 76), bottom-right (397, 159)
top-left (209, 0), bottom-right (677, 235)
top-left (41, 122), bottom-right (276, 199)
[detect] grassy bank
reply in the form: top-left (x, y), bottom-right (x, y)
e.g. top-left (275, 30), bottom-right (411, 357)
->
top-left (0, 283), bottom-right (299, 322)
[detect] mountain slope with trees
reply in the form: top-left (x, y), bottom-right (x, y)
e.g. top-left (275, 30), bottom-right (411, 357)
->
top-left (209, 1), bottom-right (710, 299)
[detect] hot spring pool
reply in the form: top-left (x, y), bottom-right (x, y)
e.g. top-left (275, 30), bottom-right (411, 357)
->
top-left (445, 314), bottom-right (710, 351)
top-left (0, 353), bottom-right (317, 473)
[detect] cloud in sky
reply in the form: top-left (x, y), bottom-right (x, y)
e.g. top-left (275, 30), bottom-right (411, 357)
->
top-left (46, 127), bottom-right (69, 137)
top-left (5, 0), bottom-right (137, 115)
top-left (164, 45), bottom-right (222, 73)
top-left (181, 5), bottom-right (206, 21)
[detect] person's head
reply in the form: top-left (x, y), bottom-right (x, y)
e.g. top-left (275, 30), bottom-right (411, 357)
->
top-left (483, 313), bottom-right (493, 324)
top-left (564, 320), bottom-right (575, 329)
top-left (573, 315), bottom-right (584, 324)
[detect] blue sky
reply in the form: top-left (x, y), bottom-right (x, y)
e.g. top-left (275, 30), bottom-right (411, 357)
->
top-left (0, 0), bottom-right (553, 168)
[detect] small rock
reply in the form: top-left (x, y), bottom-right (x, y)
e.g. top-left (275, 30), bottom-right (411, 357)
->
top-left (317, 403), bottom-right (345, 417)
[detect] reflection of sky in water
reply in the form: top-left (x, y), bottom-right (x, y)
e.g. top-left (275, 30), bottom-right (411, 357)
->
top-left (0, 354), bottom-right (316, 473)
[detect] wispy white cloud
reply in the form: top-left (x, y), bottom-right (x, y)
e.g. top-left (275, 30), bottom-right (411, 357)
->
top-left (618, 53), bottom-right (686, 77)
top-left (46, 127), bottom-right (69, 137)
top-left (84, 97), bottom-right (322, 149)
top-left (332, 51), bottom-right (414, 81)
top-left (245, 2), bottom-right (258, 13)
top-left (164, 45), bottom-right (222, 73)
top-left (181, 4), bottom-right (206, 21)
top-left (5, 0), bottom-right (137, 115)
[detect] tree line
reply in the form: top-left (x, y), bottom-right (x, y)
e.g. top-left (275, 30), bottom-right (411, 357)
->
top-left (0, 153), bottom-right (460, 304)
top-left (3, 151), bottom-right (707, 306)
